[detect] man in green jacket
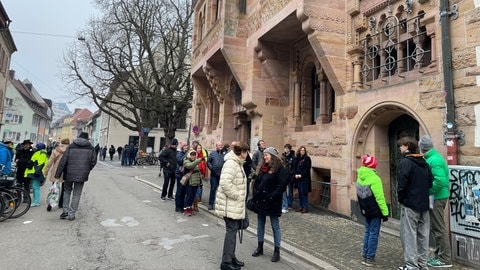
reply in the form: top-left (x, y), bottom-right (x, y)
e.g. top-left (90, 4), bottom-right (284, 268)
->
top-left (419, 135), bottom-right (452, 268)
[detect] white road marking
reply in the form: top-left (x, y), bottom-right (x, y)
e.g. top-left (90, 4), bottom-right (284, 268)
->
top-left (142, 234), bottom-right (209, 250)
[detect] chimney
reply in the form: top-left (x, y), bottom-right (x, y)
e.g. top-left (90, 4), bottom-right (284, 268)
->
top-left (9, 70), bottom-right (15, 80)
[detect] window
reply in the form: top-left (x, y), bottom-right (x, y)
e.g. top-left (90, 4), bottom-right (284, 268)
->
top-left (238, 0), bottom-right (246, 14)
top-left (360, 11), bottom-right (431, 84)
top-left (6, 115), bottom-right (23, 124)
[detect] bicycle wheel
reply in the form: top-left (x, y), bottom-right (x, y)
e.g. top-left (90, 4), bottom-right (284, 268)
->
top-left (10, 187), bottom-right (31, 219)
top-left (137, 158), bottom-right (147, 166)
top-left (0, 191), bottom-right (16, 221)
top-left (149, 157), bottom-right (158, 166)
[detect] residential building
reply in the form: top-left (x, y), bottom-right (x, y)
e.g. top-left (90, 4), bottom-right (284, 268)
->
top-left (0, 2), bottom-right (16, 132)
top-left (3, 71), bottom-right (51, 144)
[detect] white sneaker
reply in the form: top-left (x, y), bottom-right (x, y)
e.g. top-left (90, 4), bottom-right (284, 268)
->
top-left (281, 209), bottom-right (288, 213)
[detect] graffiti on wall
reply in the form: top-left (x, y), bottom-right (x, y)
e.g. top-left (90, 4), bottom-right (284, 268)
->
top-left (450, 166), bottom-right (480, 234)
top-left (449, 166), bottom-right (480, 267)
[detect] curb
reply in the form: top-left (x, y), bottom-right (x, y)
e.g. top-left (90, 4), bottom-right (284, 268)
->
top-left (135, 174), bottom-right (337, 270)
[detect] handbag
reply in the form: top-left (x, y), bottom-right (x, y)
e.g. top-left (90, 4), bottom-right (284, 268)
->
top-left (240, 211), bottom-right (249, 230)
top-left (238, 211), bottom-right (249, 244)
top-left (246, 198), bottom-right (256, 211)
top-left (180, 171), bottom-right (193, 186)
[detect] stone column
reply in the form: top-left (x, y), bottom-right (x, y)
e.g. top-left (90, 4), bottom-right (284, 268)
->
top-left (294, 82), bottom-right (301, 121)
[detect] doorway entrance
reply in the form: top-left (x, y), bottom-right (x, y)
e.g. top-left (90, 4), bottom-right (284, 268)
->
top-left (388, 114), bottom-right (419, 219)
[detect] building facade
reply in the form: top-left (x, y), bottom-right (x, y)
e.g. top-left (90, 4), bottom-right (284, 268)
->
top-left (190, 0), bottom-right (480, 221)
top-left (4, 72), bottom-right (51, 144)
top-left (0, 3), bottom-right (16, 131)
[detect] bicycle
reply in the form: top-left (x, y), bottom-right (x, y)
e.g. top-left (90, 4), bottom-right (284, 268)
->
top-left (0, 165), bottom-right (31, 221)
top-left (136, 152), bottom-right (158, 166)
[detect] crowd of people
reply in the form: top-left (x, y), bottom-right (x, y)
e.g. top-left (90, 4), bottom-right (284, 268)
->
top-left (0, 132), bottom-right (97, 221)
top-left (0, 133), bottom-right (453, 269)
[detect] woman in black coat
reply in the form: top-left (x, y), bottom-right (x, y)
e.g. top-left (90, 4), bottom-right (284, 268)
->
top-left (292, 146), bottom-right (312, 213)
top-left (250, 147), bottom-right (288, 263)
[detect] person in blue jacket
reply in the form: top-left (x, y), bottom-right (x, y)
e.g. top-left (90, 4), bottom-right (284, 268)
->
top-left (0, 140), bottom-right (13, 175)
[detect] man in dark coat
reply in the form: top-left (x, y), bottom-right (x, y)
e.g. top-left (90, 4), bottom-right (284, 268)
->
top-left (15, 140), bottom-right (34, 192)
top-left (55, 132), bottom-right (97, 221)
top-left (158, 138), bottom-right (178, 200)
top-left (396, 136), bottom-right (433, 270)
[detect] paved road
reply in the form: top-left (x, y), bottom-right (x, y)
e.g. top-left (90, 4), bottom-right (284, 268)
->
top-left (137, 162), bottom-right (477, 270)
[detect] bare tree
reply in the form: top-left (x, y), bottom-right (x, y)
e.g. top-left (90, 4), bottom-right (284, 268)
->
top-left (62, 0), bottom-right (193, 149)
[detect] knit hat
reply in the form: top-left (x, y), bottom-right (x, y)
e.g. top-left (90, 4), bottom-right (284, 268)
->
top-left (263, 147), bottom-right (280, 158)
top-left (418, 135), bottom-right (433, 152)
top-left (171, 138), bottom-right (178, 146)
top-left (361, 154), bottom-right (377, 169)
top-left (36, 143), bottom-right (46, 150)
top-left (78, 132), bottom-right (89, 139)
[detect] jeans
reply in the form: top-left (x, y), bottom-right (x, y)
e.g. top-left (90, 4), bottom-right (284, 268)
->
top-left (282, 192), bottom-right (288, 210)
top-left (430, 199), bottom-right (451, 263)
top-left (286, 181), bottom-right (294, 206)
top-left (400, 206), bottom-right (430, 269)
top-left (297, 181), bottom-right (308, 209)
top-left (222, 217), bottom-right (240, 263)
top-left (62, 181), bottom-right (85, 216)
top-left (31, 178), bottom-right (41, 204)
top-left (185, 185), bottom-right (199, 208)
top-left (161, 171), bottom-right (176, 198)
top-left (363, 216), bottom-right (381, 259)
top-left (257, 214), bottom-right (281, 247)
top-left (175, 175), bottom-right (186, 211)
top-left (208, 174), bottom-right (220, 207)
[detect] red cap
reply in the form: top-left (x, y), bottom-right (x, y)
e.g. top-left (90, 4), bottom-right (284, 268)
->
top-left (362, 154), bottom-right (377, 169)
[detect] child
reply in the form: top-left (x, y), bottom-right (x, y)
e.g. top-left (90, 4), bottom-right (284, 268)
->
top-left (356, 154), bottom-right (389, 267)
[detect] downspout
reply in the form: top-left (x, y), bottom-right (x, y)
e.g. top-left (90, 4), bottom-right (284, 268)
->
top-left (439, 0), bottom-right (463, 165)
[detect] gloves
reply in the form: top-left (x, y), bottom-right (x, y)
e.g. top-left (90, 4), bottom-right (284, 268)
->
top-left (382, 216), bottom-right (388, 222)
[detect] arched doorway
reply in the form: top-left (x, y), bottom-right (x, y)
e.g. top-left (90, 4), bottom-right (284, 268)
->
top-left (388, 114), bottom-right (419, 219)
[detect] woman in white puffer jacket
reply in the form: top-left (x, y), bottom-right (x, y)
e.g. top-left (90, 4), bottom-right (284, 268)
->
top-left (215, 141), bottom-right (250, 270)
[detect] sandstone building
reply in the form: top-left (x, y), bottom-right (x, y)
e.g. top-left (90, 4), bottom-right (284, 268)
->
top-left (190, 0), bottom-right (480, 224)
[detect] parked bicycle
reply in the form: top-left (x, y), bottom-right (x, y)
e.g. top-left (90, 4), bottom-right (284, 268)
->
top-left (136, 152), bottom-right (158, 166)
top-left (0, 165), bottom-right (31, 222)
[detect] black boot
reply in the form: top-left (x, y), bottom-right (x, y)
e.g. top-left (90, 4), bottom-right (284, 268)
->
top-left (271, 246), bottom-right (280, 262)
top-left (252, 241), bottom-right (263, 257)
top-left (220, 262), bottom-right (240, 270)
top-left (231, 257), bottom-right (244, 267)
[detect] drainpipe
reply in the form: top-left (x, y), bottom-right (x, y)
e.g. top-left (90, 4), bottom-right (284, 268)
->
top-left (440, 0), bottom-right (463, 165)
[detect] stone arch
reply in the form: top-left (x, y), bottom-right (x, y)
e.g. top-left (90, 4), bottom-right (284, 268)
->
top-left (350, 102), bottom-right (430, 218)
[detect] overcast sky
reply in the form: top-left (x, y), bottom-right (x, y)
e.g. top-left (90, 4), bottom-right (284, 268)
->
top-left (2, 1), bottom-right (98, 111)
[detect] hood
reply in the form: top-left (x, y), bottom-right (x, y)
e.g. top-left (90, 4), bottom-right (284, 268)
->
top-left (405, 153), bottom-right (429, 168)
top-left (73, 138), bottom-right (92, 147)
top-left (224, 150), bottom-right (244, 165)
top-left (357, 166), bottom-right (377, 183)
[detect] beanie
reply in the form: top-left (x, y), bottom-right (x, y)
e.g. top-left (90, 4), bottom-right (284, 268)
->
top-left (171, 138), bottom-right (179, 145)
top-left (361, 154), bottom-right (377, 169)
top-left (263, 147), bottom-right (280, 158)
top-left (418, 135), bottom-right (433, 152)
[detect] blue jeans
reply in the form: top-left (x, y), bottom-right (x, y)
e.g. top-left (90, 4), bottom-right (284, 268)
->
top-left (185, 185), bottom-right (199, 208)
top-left (286, 181), bottom-right (294, 206)
top-left (363, 216), bottom-right (381, 259)
top-left (282, 192), bottom-right (288, 210)
top-left (297, 181), bottom-right (308, 209)
top-left (208, 174), bottom-right (220, 207)
top-left (256, 214), bottom-right (281, 247)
